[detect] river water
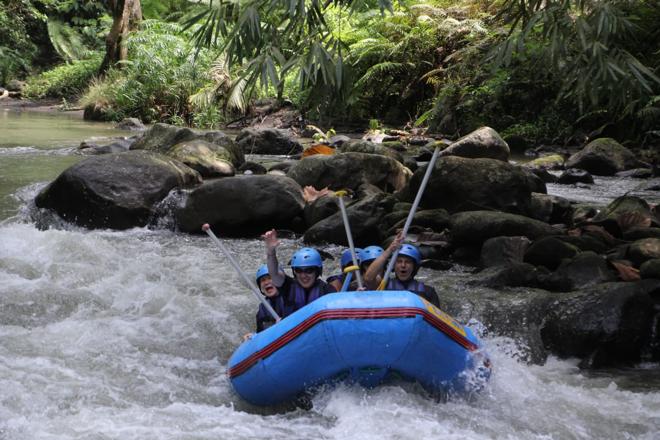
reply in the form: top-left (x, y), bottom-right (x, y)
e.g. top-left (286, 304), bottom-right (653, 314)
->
top-left (1, 108), bottom-right (659, 440)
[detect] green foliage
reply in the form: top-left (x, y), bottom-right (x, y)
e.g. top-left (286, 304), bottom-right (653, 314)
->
top-left (0, 1), bottom-right (41, 82)
top-left (47, 18), bottom-right (87, 61)
top-left (79, 20), bottom-right (215, 124)
top-left (23, 53), bottom-right (102, 98)
top-left (492, 0), bottom-right (660, 117)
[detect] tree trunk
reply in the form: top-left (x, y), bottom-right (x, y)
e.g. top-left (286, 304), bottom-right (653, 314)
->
top-left (99, 0), bottom-right (142, 74)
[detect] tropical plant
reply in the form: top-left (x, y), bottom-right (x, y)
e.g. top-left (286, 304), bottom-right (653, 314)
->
top-left (23, 53), bottom-right (103, 98)
top-left (492, 0), bottom-right (660, 117)
top-left (80, 20), bottom-right (215, 123)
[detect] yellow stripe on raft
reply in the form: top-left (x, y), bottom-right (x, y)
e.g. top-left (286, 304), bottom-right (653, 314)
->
top-left (420, 298), bottom-right (467, 337)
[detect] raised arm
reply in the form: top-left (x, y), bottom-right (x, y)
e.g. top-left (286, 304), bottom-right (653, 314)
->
top-left (363, 231), bottom-right (404, 289)
top-left (262, 229), bottom-right (285, 287)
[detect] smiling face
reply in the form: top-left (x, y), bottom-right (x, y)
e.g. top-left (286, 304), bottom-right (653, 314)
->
top-left (293, 267), bottom-right (317, 289)
top-left (394, 255), bottom-right (415, 282)
top-left (258, 275), bottom-right (278, 297)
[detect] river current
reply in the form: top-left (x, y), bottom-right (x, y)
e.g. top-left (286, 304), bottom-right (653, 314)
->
top-left (1, 108), bottom-right (659, 439)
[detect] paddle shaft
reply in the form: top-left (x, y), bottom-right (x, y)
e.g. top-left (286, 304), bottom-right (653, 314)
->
top-left (336, 194), bottom-right (364, 289)
top-left (379, 146), bottom-right (441, 289)
top-left (203, 225), bottom-right (281, 321)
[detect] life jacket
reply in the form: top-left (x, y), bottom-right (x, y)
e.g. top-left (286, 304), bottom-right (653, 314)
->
top-left (386, 278), bottom-right (425, 296)
top-left (256, 295), bottom-right (286, 332)
top-left (283, 278), bottom-right (333, 315)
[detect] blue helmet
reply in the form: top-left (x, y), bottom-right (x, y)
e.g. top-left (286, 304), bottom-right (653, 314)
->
top-left (359, 246), bottom-right (384, 266)
top-left (341, 248), bottom-right (361, 268)
top-left (398, 244), bottom-right (421, 266)
top-left (256, 264), bottom-right (269, 284)
top-left (291, 247), bottom-right (323, 274)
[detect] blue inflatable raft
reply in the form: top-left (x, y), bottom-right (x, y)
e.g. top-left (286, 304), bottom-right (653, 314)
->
top-left (228, 290), bottom-right (491, 406)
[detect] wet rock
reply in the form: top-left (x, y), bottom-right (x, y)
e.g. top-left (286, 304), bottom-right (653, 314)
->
top-left (591, 196), bottom-right (656, 237)
top-left (169, 139), bottom-right (236, 178)
top-left (616, 168), bottom-right (654, 179)
top-left (521, 167), bottom-right (548, 194)
top-left (524, 236), bottom-right (580, 270)
top-left (386, 208), bottom-right (451, 235)
top-left (287, 152), bottom-right (412, 192)
top-left (35, 151), bottom-right (201, 229)
top-left (554, 251), bottom-right (617, 289)
top-left (529, 168), bottom-right (559, 184)
top-left (238, 161), bottom-right (267, 175)
top-left (473, 262), bottom-right (545, 288)
top-left (267, 161), bottom-right (295, 173)
top-left (530, 194), bottom-right (573, 225)
top-left (565, 138), bottom-right (646, 176)
top-left (340, 140), bottom-right (405, 165)
top-left (176, 175), bottom-right (304, 235)
top-left (557, 234), bottom-right (611, 254)
top-left (303, 192), bottom-right (397, 247)
top-left (328, 135), bottom-right (351, 147)
top-left (131, 123), bottom-right (244, 167)
top-left (623, 227), bottom-right (660, 241)
top-left (235, 127), bottom-right (303, 155)
top-left (79, 138), bottom-right (134, 155)
top-left (541, 280), bottom-right (660, 368)
top-left (524, 154), bottom-right (565, 171)
top-left (304, 194), bottom-right (340, 227)
top-left (480, 236), bottom-right (531, 268)
top-left (628, 238), bottom-right (660, 266)
top-left (439, 126), bottom-right (510, 161)
top-left (450, 210), bottom-right (560, 247)
top-left (557, 168), bottom-right (594, 185)
top-left (115, 118), bottom-right (146, 131)
top-left (399, 156), bottom-right (542, 216)
top-left (640, 259), bottom-right (660, 279)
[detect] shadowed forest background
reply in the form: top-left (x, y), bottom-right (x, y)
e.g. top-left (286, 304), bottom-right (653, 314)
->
top-left (2, 0), bottom-right (659, 150)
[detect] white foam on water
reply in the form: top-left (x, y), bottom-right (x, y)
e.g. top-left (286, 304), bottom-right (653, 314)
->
top-left (1, 223), bottom-right (659, 440)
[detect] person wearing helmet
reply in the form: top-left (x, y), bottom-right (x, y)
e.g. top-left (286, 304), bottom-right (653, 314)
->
top-left (360, 245), bottom-right (385, 289)
top-left (327, 248), bottom-right (362, 291)
top-left (262, 229), bottom-right (336, 315)
top-left (254, 264), bottom-right (287, 332)
top-left (364, 231), bottom-right (440, 307)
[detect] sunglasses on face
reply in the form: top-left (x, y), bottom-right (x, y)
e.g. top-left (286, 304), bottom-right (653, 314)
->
top-left (293, 267), bottom-right (316, 274)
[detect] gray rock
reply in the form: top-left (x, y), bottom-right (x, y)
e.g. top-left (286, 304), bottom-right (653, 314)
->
top-left (303, 192), bottom-right (397, 247)
top-left (169, 139), bottom-right (236, 178)
top-left (176, 175), bottom-right (304, 235)
top-left (450, 210), bottom-right (559, 247)
top-left (439, 126), bottom-right (510, 161)
top-left (35, 151), bottom-right (201, 229)
top-left (554, 251), bottom-right (617, 289)
top-left (558, 168), bottom-right (594, 185)
top-left (115, 118), bottom-right (146, 131)
top-left (340, 140), bottom-right (405, 165)
top-left (628, 238), bottom-right (660, 266)
top-left (480, 236), bottom-right (531, 268)
top-left (640, 259), bottom-right (660, 279)
top-left (387, 208), bottom-right (451, 236)
top-left (524, 236), bottom-right (580, 270)
top-left (238, 161), bottom-right (267, 175)
top-left (565, 138), bottom-right (645, 176)
top-left (541, 280), bottom-right (660, 368)
top-left (235, 127), bottom-right (303, 155)
top-left (304, 195), bottom-right (340, 227)
top-left (399, 156), bottom-right (542, 216)
top-left (287, 152), bottom-right (412, 192)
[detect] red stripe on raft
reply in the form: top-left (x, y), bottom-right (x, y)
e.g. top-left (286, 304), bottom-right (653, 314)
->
top-left (228, 307), bottom-right (478, 378)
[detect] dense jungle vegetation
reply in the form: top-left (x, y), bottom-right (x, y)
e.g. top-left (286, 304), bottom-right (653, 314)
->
top-left (2, 0), bottom-right (659, 146)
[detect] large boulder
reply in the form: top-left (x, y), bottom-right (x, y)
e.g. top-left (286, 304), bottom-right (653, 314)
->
top-left (176, 175), bottom-right (304, 235)
top-left (450, 211), bottom-right (560, 247)
top-left (399, 156), bottom-right (541, 215)
top-left (553, 251), bottom-right (617, 289)
top-left (480, 236), bottom-right (531, 268)
top-left (235, 127), bottom-right (303, 155)
top-left (169, 139), bottom-right (236, 178)
top-left (35, 151), bottom-right (201, 229)
top-left (541, 280), bottom-right (660, 368)
top-left (339, 140), bottom-right (405, 164)
top-left (386, 208), bottom-right (451, 236)
top-left (524, 237), bottom-right (580, 270)
top-left (565, 138), bottom-right (645, 176)
top-left (439, 126), bottom-right (510, 161)
top-left (287, 152), bottom-right (412, 192)
top-left (591, 196), bottom-right (657, 237)
top-left (524, 154), bottom-right (565, 171)
top-left (131, 123), bottom-right (244, 167)
top-left (303, 192), bottom-right (397, 247)
top-left (628, 238), bottom-right (660, 266)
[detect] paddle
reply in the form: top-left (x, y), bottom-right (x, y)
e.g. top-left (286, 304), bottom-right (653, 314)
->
top-left (202, 223), bottom-right (281, 321)
top-left (377, 146), bottom-right (441, 290)
top-left (334, 190), bottom-right (364, 290)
